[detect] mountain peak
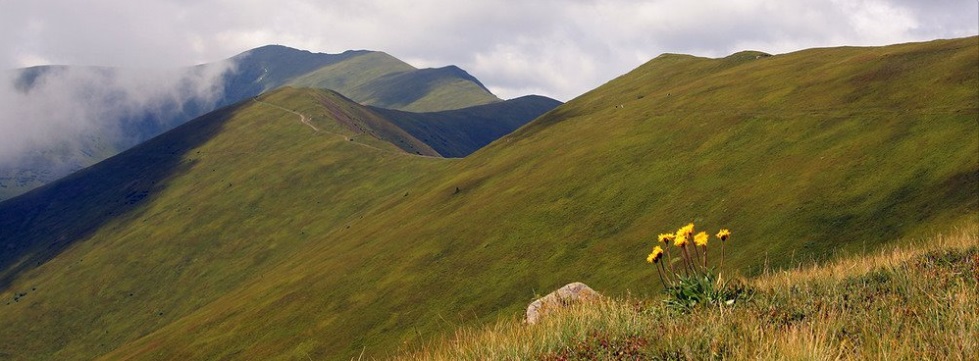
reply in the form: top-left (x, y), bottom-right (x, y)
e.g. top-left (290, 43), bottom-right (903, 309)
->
top-left (723, 50), bottom-right (773, 62)
top-left (432, 65), bottom-right (492, 94)
top-left (234, 45), bottom-right (375, 60)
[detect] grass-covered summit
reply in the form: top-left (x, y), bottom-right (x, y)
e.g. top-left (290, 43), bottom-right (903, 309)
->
top-left (0, 37), bottom-right (975, 360)
top-left (240, 45), bottom-right (503, 112)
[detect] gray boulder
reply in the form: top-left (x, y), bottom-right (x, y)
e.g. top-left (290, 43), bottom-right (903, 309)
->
top-left (525, 282), bottom-right (602, 325)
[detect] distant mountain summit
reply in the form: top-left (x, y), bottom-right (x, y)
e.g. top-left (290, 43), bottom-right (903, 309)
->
top-left (281, 50), bottom-right (501, 112)
top-left (224, 45), bottom-right (501, 112)
top-left (217, 45), bottom-right (372, 103)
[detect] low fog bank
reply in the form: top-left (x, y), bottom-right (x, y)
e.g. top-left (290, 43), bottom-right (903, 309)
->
top-left (0, 60), bottom-right (237, 201)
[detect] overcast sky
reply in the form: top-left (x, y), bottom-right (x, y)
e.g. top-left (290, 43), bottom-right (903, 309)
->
top-left (1, 0), bottom-right (977, 101)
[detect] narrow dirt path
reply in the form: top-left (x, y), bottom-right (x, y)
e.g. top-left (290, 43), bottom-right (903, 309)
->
top-left (252, 98), bottom-right (445, 160)
top-left (254, 99), bottom-right (320, 132)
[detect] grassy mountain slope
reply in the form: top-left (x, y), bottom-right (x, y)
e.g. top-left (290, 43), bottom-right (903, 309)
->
top-left (0, 37), bottom-right (975, 360)
top-left (373, 95), bottom-right (563, 157)
top-left (299, 89), bottom-right (441, 156)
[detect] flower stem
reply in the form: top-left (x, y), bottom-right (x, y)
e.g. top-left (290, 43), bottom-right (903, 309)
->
top-left (720, 242), bottom-right (725, 270)
top-left (682, 246), bottom-right (695, 276)
top-left (655, 264), bottom-right (667, 288)
top-left (665, 246), bottom-right (678, 278)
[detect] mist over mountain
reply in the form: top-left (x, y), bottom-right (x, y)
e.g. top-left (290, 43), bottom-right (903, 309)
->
top-left (0, 62), bottom-right (234, 199)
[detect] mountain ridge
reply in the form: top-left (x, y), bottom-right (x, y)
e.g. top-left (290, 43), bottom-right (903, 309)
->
top-left (0, 44), bottom-right (552, 201)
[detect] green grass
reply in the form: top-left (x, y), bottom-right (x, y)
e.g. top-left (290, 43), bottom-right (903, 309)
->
top-left (355, 66), bottom-right (501, 112)
top-left (401, 227), bottom-right (978, 360)
top-left (286, 51), bottom-right (416, 97)
top-left (0, 37), bottom-right (976, 360)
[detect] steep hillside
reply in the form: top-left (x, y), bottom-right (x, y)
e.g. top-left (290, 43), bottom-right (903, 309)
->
top-left (374, 95), bottom-right (563, 157)
top-left (0, 37), bottom-right (975, 361)
top-left (296, 89), bottom-right (440, 157)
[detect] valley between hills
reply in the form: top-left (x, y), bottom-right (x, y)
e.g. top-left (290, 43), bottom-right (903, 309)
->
top-left (0, 36), bottom-right (976, 360)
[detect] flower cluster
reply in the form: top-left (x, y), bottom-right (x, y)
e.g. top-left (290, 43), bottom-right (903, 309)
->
top-left (646, 222), bottom-right (731, 289)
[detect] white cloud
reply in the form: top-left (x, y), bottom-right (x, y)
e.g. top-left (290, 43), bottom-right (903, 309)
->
top-left (14, 54), bottom-right (53, 69)
top-left (835, 0), bottom-right (920, 43)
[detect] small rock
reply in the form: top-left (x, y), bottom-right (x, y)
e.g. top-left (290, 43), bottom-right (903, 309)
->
top-left (526, 282), bottom-right (601, 325)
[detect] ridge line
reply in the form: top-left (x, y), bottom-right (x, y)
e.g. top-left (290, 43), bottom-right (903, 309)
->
top-left (251, 98), bottom-right (445, 160)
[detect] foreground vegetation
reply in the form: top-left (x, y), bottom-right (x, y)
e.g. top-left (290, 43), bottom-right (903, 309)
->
top-left (405, 227), bottom-right (978, 360)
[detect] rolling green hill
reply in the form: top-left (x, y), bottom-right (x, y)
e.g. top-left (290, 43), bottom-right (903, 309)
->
top-left (0, 37), bottom-right (976, 361)
top-left (373, 95), bottom-right (563, 157)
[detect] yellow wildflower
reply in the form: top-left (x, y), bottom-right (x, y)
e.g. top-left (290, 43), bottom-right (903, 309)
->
top-left (717, 229), bottom-right (731, 241)
top-left (694, 232), bottom-right (709, 247)
top-left (678, 223), bottom-right (695, 238)
top-left (657, 233), bottom-right (675, 244)
top-left (647, 246), bottom-right (664, 263)
top-left (674, 233), bottom-right (688, 248)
